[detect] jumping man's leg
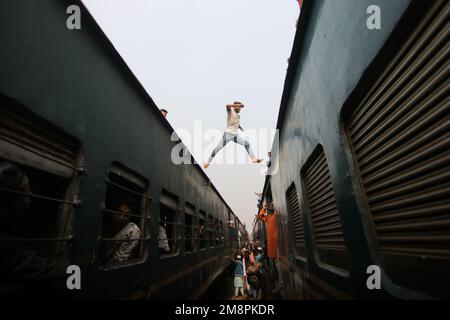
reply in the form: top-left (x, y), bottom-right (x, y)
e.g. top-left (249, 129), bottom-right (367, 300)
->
top-left (204, 133), bottom-right (233, 168)
top-left (233, 135), bottom-right (263, 163)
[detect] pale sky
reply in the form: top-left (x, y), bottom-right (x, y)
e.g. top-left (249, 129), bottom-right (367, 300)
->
top-left (83, 0), bottom-right (299, 233)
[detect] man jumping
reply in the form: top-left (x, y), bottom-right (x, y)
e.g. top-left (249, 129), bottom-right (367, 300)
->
top-left (203, 101), bottom-right (262, 169)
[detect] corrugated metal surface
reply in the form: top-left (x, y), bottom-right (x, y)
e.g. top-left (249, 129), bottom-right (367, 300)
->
top-left (345, 0), bottom-right (449, 296)
top-left (0, 107), bottom-right (77, 162)
top-left (303, 147), bottom-right (349, 270)
top-left (0, 103), bottom-right (80, 177)
top-left (286, 183), bottom-right (306, 257)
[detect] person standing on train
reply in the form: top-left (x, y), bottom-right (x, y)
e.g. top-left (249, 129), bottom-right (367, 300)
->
top-left (104, 203), bottom-right (141, 264)
top-left (203, 102), bottom-right (263, 169)
top-left (0, 162), bottom-right (68, 297)
top-left (257, 202), bottom-right (283, 293)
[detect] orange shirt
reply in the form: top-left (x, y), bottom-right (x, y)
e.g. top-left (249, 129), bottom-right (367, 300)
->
top-left (257, 208), bottom-right (279, 259)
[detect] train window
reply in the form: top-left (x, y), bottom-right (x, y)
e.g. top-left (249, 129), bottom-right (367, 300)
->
top-left (99, 164), bottom-right (149, 267)
top-left (159, 190), bottom-right (179, 256)
top-left (208, 214), bottom-right (215, 248)
top-left (215, 218), bottom-right (220, 246)
top-left (0, 99), bottom-right (83, 260)
top-left (184, 202), bottom-right (195, 253)
top-left (219, 220), bottom-right (224, 246)
top-left (286, 183), bottom-right (307, 258)
top-left (342, 0), bottom-right (449, 298)
top-left (199, 210), bottom-right (206, 250)
top-left (302, 145), bottom-right (350, 271)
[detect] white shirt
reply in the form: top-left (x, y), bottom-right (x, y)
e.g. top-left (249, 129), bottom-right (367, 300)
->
top-left (226, 107), bottom-right (241, 134)
top-left (107, 222), bottom-right (141, 264)
top-left (158, 225), bottom-right (170, 252)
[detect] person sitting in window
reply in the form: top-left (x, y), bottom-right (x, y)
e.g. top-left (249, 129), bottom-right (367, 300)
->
top-left (104, 203), bottom-right (141, 264)
top-left (158, 221), bottom-right (170, 253)
top-left (0, 161), bottom-right (68, 297)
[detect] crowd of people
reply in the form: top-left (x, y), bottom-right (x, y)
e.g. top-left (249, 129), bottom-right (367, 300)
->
top-left (230, 201), bottom-right (282, 300)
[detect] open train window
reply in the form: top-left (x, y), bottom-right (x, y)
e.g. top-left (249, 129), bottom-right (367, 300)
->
top-left (215, 218), bottom-right (220, 246)
top-left (184, 202), bottom-right (195, 253)
top-left (219, 220), bottom-right (224, 246)
top-left (199, 210), bottom-right (206, 250)
top-left (208, 214), bottom-right (215, 248)
top-left (99, 164), bottom-right (150, 268)
top-left (301, 145), bottom-right (350, 272)
top-left (0, 98), bottom-right (83, 260)
top-left (159, 190), bottom-right (179, 256)
top-left (341, 0), bottom-right (449, 298)
top-left (286, 183), bottom-right (307, 258)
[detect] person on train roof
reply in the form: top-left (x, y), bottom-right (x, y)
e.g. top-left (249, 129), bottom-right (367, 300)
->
top-left (104, 203), bottom-right (141, 264)
top-left (0, 161), bottom-right (68, 297)
top-left (203, 101), bottom-right (263, 169)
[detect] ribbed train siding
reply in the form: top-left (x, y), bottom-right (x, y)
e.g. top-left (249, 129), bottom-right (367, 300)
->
top-left (345, 0), bottom-right (450, 297)
top-left (286, 184), bottom-right (306, 257)
top-left (303, 147), bottom-right (350, 271)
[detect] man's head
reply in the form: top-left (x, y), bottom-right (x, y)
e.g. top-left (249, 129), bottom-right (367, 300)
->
top-left (160, 109), bottom-right (168, 117)
top-left (0, 162), bottom-right (31, 223)
top-left (233, 101), bottom-right (244, 113)
top-left (111, 203), bottom-right (132, 230)
top-left (264, 202), bottom-right (274, 213)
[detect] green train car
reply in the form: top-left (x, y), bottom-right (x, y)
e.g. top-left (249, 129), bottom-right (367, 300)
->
top-left (255, 0), bottom-right (449, 299)
top-left (0, 0), bottom-right (247, 299)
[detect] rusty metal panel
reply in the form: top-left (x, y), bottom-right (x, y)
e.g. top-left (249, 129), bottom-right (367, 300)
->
top-left (345, 0), bottom-right (450, 297)
top-left (303, 146), bottom-right (350, 271)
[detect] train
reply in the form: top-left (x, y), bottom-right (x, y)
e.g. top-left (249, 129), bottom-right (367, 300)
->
top-left (253, 0), bottom-right (449, 299)
top-left (0, 0), bottom-right (248, 299)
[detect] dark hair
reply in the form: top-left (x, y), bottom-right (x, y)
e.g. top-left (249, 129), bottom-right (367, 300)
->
top-left (233, 101), bottom-right (243, 105)
top-left (0, 162), bottom-right (28, 221)
top-left (0, 162), bottom-right (24, 190)
top-left (160, 109), bottom-right (168, 113)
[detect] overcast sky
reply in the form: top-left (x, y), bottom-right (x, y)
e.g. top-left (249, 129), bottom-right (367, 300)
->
top-left (83, 0), bottom-right (299, 233)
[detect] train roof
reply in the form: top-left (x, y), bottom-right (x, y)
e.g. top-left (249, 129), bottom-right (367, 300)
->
top-left (79, 1), bottom-right (238, 220)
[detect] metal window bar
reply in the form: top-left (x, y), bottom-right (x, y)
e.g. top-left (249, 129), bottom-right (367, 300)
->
top-left (162, 237), bottom-right (181, 241)
top-left (160, 220), bottom-right (181, 226)
top-left (0, 236), bottom-right (73, 242)
top-left (102, 208), bottom-right (150, 220)
top-left (0, 186), bottom-right (81, 206)
top-left (0, 135), bottom-right (84, 173)
top-left (100, 236), bottom-right (150, 241)
top-left (106, 179), bottom-right (152, 200)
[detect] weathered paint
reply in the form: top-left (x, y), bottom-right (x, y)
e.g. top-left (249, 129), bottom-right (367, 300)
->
top-left (0, 0), bottom-right (245, 299)
top-left (258, 0), bottom-right (424, 299)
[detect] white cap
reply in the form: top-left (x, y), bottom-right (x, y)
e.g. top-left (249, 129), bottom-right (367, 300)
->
top-left (237, 255), bottom-right (242, 259)
top-left (258, 247), bottom-right (263, 251)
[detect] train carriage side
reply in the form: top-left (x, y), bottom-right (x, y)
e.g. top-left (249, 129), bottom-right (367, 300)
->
top-left (0, 0), bottom-right (236, 299)
top-left (264, 0), bottom-right (449, 299)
